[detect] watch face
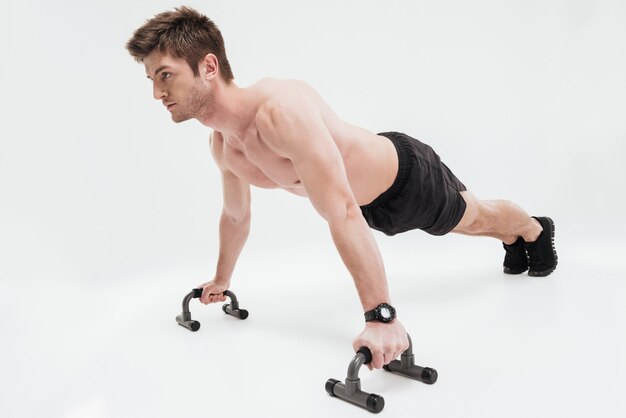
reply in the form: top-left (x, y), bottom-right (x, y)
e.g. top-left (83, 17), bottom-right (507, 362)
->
top-left (377, 303), bottom-right (395, 322)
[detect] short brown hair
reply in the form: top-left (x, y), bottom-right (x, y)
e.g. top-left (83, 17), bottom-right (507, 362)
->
top-left (126, 6), bottom-right (234, 82)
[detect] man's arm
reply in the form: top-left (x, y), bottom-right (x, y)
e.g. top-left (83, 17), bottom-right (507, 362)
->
top-left (216, 168), bottom-right (251, 282)
top-left (255, 94), bottom-right (409, 369)
top-left (199, 163), bottom-right (252, 304)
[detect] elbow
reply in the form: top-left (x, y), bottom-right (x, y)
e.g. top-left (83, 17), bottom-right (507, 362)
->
top-left (325, 202), bottom-right (363, 228)
top-left (222, 209), bottom-right (251, 225)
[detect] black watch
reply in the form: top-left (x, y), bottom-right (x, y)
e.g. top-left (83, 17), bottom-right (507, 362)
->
top-left (364, 303), bottom-right (396, 323)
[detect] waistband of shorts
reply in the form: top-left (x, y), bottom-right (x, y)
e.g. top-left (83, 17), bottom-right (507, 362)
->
top-left (360, 131), bottom-right (412, 208)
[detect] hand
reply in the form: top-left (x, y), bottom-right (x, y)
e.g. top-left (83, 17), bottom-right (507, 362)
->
top-left (352, 319), bottom-right (409, 370)
top-left (196, 278), bottom-right (229, 305)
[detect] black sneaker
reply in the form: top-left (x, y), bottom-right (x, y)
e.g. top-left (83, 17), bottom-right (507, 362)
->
top-left (524, 216), bottom-right (558, 277)
top-left (502, 236), bottom-right (528, 274)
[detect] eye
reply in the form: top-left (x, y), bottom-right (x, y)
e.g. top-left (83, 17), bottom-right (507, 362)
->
top-left (161, 72), bottom-right (172, 80)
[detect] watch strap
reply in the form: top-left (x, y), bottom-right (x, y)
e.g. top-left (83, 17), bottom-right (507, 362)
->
top-left (364, 303), bottom-right (396, 323)
top-left (364, 308), bottom-right (378, 322)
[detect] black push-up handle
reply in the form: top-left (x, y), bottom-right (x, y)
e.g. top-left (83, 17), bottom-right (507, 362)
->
top-left (175, 288), bottom-right (248, 331)
top-left (325, 346), bottom-right (385, 413)
top-left (325, 334), bottom-right (437, 413)
top-left (382, 334), bottom-right (438, 384)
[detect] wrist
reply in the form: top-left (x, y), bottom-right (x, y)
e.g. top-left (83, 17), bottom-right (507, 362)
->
top-left (364, 302), bottom-right (397, 323)
top-left (365, 318), bottom-right (398, 327)
top-left (214, 276), bottom-right (231, 287)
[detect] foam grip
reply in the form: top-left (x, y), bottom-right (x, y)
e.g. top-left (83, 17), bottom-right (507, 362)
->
top-left (238, 309), bottom-right (249, 320)
top-left (193, 288), bottom-right (227, 299)
top-left (357, 347), bottom-right (373, 364)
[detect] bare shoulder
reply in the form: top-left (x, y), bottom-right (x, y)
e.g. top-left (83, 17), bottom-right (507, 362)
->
top-left (254, 78), bottom-right (328, 131)
top-left (255, 77), bottom-right (321, 107)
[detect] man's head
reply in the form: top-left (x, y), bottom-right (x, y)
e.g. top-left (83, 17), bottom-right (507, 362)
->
top-left (126, 6), bottom-right (234, 123)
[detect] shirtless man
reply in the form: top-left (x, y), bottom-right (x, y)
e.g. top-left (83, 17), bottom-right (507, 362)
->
top-left (126, 6), bottom-right (557, 370)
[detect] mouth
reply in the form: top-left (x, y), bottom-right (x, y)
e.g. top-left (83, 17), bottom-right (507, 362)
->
top-left (166, 103), bottom-right (176, 111)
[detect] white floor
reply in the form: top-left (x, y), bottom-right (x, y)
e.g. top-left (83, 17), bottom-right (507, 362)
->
top-left (2, 227), bottom-right (625, 418)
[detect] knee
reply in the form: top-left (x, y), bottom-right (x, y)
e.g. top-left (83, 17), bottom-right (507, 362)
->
top-left (468, 201), bottom-right (500, 233)
top-left (454, 192), bottom-right (496, 234)
top-left (475, 199), bottom-right (526, 238)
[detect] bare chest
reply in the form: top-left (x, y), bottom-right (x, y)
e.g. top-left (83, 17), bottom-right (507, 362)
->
top-left (218, 131), bottom-right (304, 192)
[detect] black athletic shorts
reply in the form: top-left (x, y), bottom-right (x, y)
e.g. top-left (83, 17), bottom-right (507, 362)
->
top-left (359, 131), bottom-right (467, 236)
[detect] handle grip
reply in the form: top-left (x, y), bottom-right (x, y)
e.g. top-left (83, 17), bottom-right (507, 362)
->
top-left (357, 346), bottom-right (373, 364)
top-left (192, 288), bottom-right (226, 298)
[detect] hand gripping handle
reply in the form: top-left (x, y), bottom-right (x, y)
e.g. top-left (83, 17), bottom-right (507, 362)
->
top-left (325, 345), bottom-right (384, 413)
top-left (382, 334), bottom-right (438, 384)
top-left (176, 288), bottom-right (249, 332)
top-left (325, 334), bottom-right (438, 413)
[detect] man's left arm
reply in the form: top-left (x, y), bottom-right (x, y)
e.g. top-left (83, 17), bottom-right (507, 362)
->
top-left (256, 97), bottom-right (409, 369)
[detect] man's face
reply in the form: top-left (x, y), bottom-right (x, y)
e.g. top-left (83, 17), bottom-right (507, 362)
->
top-left (144, 50), bottom-right (211, 123)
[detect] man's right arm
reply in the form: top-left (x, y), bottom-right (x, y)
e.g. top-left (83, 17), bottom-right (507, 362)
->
top-left (199, 166), bottom-right (251, 304)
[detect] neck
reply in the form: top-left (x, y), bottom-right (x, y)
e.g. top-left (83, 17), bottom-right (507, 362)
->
top-left (195, 80), bottom-right (257, 141)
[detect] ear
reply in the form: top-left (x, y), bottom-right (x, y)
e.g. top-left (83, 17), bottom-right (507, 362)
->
top-left (200, 53), bottom-right (219, 80)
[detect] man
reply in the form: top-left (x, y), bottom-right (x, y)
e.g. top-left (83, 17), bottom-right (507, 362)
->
top-left (126, 6), bottom-right (557, 370)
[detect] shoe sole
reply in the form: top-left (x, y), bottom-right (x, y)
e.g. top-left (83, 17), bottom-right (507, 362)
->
top-left (528, 216), bottom-right (558, 277)
top-left (503, 266), bottom-right (528, 275)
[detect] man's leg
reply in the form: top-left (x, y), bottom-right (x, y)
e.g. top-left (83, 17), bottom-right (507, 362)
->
top-left (451, 190), bottom-right (542, 244)
top-left (451, 190), bottom-right (558, 276)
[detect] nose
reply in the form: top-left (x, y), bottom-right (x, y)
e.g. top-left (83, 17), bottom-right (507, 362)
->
top-left (152, 81), bottom-right (166, 101)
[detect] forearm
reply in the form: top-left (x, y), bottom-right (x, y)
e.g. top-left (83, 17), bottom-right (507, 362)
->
top-left (214, 211), bottom-right (251, 286)
top-left (328, 208), bottom-right (390, 311)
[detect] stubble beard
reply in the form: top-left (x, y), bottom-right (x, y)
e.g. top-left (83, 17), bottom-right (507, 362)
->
top-left (172, 82), bottom-right (213, 123)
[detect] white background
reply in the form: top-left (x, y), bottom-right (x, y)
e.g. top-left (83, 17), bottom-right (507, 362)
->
top-left (1, 1), bottom-right (625, 417)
